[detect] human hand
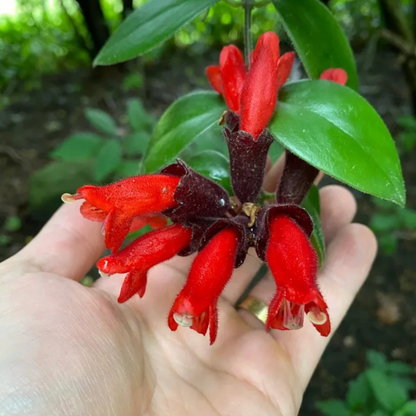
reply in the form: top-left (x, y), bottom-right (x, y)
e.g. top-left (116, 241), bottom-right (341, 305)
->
top-left (0, 175), bottom-right (376, 416)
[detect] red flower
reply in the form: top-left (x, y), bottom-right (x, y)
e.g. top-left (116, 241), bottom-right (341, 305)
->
top-left (168, 227), bottom-right (240, 344)
top-left (320, 68), bottom-right (348, 85)
top-left (266, 214), bottom-right (330, 336)
top-left (207, 32), bottom-right (294, 139)
top-left (97, 224), bottom-right (192, 302)
top-left (62, 174), bottom-right (180, 252)
top-left (206, 45), bottom-right (246, 114)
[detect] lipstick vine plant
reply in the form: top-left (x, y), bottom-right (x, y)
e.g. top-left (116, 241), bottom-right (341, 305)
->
top-left (62, 0), bottom-right (405, 345)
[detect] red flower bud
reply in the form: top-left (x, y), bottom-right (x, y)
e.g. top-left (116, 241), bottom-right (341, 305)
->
top-left (266, 214), bottom-right (330, 336)
top-left (168, 227), bottom-right (240, 344)
top-left (62, 174), bottom-right (180, 252)
top-left (320, 68), bottom-right (348, 85)
top-left (206, 45), bottom-right (246, 114)
top-left (97, 224), bottom-right (192, 302)
top-left (240, 33), bottom-right (293, 139)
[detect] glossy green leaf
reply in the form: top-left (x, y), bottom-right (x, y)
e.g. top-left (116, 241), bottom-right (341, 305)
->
top-left (85, 108), bottom-right (117, 136)
top-left (186, 150), bottom-right (231, 194)
top-left (269, 80), bottom-right (405, 206)
top-left (94, 0), bottom-right (220, 66)
top-left (367, 369), bottom-right (408, 413)
top-left (94, 139), bottom-right (122, 181)
top-left (272, 0), bottom-right (358, 90)
top-left (301, 185), bottom-right (325, 267)
top-left (143, 91), bottom-right (225, 173)
top-left (50, 133), bottom-right (103, 161)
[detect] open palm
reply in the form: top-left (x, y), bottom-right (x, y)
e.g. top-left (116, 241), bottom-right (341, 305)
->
top-left (0, 184), bottom-right (376, 416)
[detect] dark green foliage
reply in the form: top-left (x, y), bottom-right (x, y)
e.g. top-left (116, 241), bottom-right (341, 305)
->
top-left (317, 351), bottom-right (416, 416)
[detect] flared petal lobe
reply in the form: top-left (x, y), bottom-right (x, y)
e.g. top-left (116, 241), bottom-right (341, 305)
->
top-left (206, 66), bottom-right (223, 94)
top-left (97, 224), bottom-right (192, 302)
top-left (219, 45), bottom-right (246, 114)
top-left (168, 227), bottom-right (240, 344)
top-left (266, 214), bottom-right (330, 336)
top-left (320, 68), bottom-right (348, 85)
top-left (64, 174), bottom-right (180, 252)
top-left (240, 32), bottom-right (281, 139)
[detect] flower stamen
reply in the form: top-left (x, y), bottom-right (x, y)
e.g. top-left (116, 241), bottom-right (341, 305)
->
top-left (61, 193), bottom-right (79, 203)
top-left (282, 299), bottom-right (305, 330)
top-left (307, 308), bottom-right (328, 325)
top-left (173, 313), bottom-right (194, 327)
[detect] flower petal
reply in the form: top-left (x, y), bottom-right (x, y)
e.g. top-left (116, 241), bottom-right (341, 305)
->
top-left (206, 65), bottom-right (223, 94)
top-left (276, 52), bottom-right (295, 89)
top-left (240, 32), bottom-right (280, 139)
top-left (219, 45), bottom-right (246, 114)
top-left (320, 68), bottom-right (348, 85)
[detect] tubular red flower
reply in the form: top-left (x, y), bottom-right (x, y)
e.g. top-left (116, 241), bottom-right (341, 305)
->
top-left (206, 45), bottom-right (246, 114)
top-left (320, 68), bottom-right (348, 85)
top-left (168, 227), bottom-right (240, 344)
top-left (62, 174), bottom-right (180, 252)
top-left (97, 224), bottom-right (192, 302)
top-left (266, 214), bottom-right (330, 336)
top-left (240, 32), bottom-right (291, 139)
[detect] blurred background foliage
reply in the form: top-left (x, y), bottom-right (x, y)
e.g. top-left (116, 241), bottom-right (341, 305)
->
top-left (1, 0), bottom-right (415, 107)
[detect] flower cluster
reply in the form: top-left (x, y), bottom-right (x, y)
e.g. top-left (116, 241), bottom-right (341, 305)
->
top-left (64, 32), bottom-right (348, 344)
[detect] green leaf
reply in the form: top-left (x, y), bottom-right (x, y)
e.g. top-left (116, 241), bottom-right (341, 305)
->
top-left (378, 234), bottom-right (398, 255)
top-left (395, 401), bottom-right (416, 416)
top-left (370, 411), bottom-right (389, 416)
top-left (367, 350), bottom-right (387, 369)
top-left (94, 0), bottom-right (220, 66)
top-left (123, 132), bottom-right (150, 156)
top-left (94, 139), bottom-right (122, 181)
top-left (367, 369), bottom-right (408, 412)
top-left (402, 209), bottom-right (416, 229)
top-left (387, 361), bottom-right (413, 375)
top-left (370, 213), bottom-right (401, 232)
top-left (4, 216), bottom-right (22, 232)
top-left (29, 161), bottom-right (94, 210)
top-left (85, 108), bottom-right (117, 136)
top-left (316, 400), bottom-right (350, 416)
top-left (50, 133), bottom-right (103, 161)
top-left (272, 0), bottom-right (358, 90)
top-left (186, 150), bottom-right (232, 194)
top-left (347, 373), bottom-right (371, 411)
top-left (270, 80), bottom-right (405, 206)
top-left (143, 91), bottom-right (225, 173)
top-left (301, 185), bottom-right (325, 267)
top-left (115, 161), bottom-right (140, 178)
top-left (127, 99), bottom-right (148, 131)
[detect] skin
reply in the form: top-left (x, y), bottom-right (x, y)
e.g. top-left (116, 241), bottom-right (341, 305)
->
top-left (0, 160), bottom-right (377, 416)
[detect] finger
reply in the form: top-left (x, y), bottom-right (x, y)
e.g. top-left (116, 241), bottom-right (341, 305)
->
top-left (238, 185), bottom-right (357, 329)
top-left (273, 224), bottom-right (377, 389)
top-left (320, 185), bottom-right (357, 243)
top-left (17, 201), bottom-right (105, 281)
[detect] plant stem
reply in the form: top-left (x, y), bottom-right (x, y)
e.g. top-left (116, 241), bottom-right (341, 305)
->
top-left (244, 0), bottom-right (252, 68)
top-left (224, 0), bottom-right (270, 8)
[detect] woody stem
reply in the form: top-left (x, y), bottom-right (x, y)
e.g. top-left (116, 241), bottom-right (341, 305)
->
top-left (244, 0), bottom-right (252, 69)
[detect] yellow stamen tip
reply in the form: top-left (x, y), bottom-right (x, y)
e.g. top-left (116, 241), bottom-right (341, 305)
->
top-left (173, 313), bottom-right (194, 327)
top-left (307, 311), bottom-right (328, 325)
top-left (61, 193), bottom-right (77, 204)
